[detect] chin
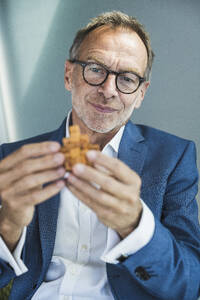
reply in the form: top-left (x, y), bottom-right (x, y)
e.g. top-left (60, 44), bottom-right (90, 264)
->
top-left (86, 124), bottom-right (113, 133)
top-left (91, 127), bottom-right (113, 134)
top-left (85, 120), bottom-right (122, 134)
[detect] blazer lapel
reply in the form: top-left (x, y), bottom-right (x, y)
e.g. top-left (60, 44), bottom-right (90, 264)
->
top-left (118, 121), bottom-right (147, 177)
top-left (37, 118), bottom-right (66, 276)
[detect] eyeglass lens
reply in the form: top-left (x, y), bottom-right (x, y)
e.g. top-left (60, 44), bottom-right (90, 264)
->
top-left (84, 63), bottom-right (140, 93)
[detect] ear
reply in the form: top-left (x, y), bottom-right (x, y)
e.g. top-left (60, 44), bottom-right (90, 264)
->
top-left (135, 81), bottom-right (150, 109)
top-left (64, 60), bottom-right (74, 91)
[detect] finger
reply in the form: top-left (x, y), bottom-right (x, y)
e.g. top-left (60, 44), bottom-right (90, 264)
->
top-left (71, 163), bottom-right (135, 200)
top-left (93, 163), bottom-right (112, 176)
top-left (0, 152), bottom-right (65, 189)
top-left (0, 141), bottom-right (61, 172)
top-left (67, 183), bottom-right (124, 227)
top-left (3, 167), bottom-right (65, 196)
top-left (67, 174), bottom-right (120, 210)
top-left (67, 179), bottom-right (142, 234)
top-left (67, 182), bottom-right (106, 214)
top-left (18, 180), bottom-right (65, 206)
top-left (86, 150), bottom-right (141, 185)
top-left (19, 185), bottom-right (43, 196)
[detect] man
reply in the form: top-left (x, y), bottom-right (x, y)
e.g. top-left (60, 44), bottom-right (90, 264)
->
top-left (0, 11), bottom-right (199, 300)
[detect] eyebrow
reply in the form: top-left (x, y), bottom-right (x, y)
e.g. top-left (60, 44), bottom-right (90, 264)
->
top-left (86, 55), bottom-right (142, 76)
top-left (86, 56), bottom-right (107, 67)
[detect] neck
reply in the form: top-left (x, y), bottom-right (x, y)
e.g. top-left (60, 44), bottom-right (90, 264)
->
top-left (71, 111), bottom-right (120, 150)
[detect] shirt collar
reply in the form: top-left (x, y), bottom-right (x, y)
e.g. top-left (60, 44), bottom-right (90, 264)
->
top-left (65, 110), bottom-right (72, 138)
top-left (102, 126), bottom-right (125, 155)
top-left (65, 110), bottom-right (125, 154)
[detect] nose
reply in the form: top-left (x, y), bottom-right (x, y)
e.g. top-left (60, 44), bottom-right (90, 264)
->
top-left (97, 74), bottom-right (118, 98)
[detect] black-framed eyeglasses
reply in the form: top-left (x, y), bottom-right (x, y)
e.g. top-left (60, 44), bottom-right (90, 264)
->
top-left (69, 59), bottom-right (146, 94)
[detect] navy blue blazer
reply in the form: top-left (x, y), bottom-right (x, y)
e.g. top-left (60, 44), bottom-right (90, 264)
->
top-left (0, 119), bottom-right (200, 300)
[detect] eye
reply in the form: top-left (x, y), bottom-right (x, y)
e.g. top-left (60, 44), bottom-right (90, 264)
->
top-left (87, 64), bottom-right (105, 75)
top-left (118, 73), bottom-right (138, 86)
top-left (122, 76), bottom-right (134, 83)
top-left (90, 67), bottom-right (101, 73)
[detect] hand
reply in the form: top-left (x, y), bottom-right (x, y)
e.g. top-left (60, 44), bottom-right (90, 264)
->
top-left (67, 150), bottom-right (142, 239)
top-left (0, 142), bottom-right (65, 250)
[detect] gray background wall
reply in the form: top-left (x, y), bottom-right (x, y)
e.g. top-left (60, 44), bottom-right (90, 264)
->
top-left (0, 0), bottom-right (199, 212)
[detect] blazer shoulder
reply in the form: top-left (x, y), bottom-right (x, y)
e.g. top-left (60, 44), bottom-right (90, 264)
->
top-left (0, 118), bottom-right (66, 158)
top-left (0, 130), bottom-right (51, 153)
top-left (131, 123), bottom-right (197, 166)
top-left (135, 123), bottom-right (194, 148)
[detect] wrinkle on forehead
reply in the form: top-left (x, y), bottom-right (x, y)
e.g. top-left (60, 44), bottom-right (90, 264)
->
top-left (78, 25), bottom-right (148, 76)
top-left (86, 54), bottom-right (142, 75)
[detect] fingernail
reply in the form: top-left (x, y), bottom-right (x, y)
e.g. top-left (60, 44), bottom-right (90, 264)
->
top-left (56, 181), bottom-right (65, 188)
top-left (73, 163), bottom-right (85, 173)
top-left (57, 168), bottom-right (65, 176)
top-left (54, 153), bottom-right (64, 163)
top-left (50, 143), bottom-right (60, 151)
top-left (86, 150), bottom-right (97, 160)
top-left (68, 174), bottom-right (77, 183)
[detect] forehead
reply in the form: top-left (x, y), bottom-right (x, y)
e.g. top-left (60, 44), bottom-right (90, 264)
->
top-left (78, 26), bottom-right (148, 74)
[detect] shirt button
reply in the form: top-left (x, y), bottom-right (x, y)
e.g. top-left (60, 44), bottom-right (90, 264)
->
top-left (81, 244), bottom-right (88, 251)
top-left (68, 264), bottom-right (78, 276)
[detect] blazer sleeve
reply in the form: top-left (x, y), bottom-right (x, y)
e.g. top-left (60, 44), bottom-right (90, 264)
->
top-left (108, 141), bottom-right (200, 300)
top-left (0, 144), bottom-right (18, 288)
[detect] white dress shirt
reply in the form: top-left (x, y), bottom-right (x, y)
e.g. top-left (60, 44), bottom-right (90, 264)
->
top-left (0, 112), bottom-right (155, 299)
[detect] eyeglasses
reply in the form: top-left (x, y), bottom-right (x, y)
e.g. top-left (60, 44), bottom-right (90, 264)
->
top-left (69, 59), bottom-right (146, 94)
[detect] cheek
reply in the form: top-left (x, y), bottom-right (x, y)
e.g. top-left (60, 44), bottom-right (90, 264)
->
top-left (122, 94), bottom-right (138, 110)
top-left (72, 76), bottom-right (82, 90)
top-left (71, 81), bottom-right (92, 106)
top-left (71, 77), bottom-right (85, 97)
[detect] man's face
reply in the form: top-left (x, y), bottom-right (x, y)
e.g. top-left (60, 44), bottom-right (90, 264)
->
top-left (65, 26), bottom-right (149, 134)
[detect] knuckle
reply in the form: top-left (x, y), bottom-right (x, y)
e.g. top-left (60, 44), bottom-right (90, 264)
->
top-left (98, 206), bottom-right (112, 220)
top-left (20, 144), bottom-right (29, 156)
top-left (0, 174), bottom-right (5, 188)
top-left (29, 192), bottom-right (38, 204)
top-left (19, 160), bottom-right (30, 174)
top-left (20, 175), bottom-right (33, 188)
top-left (0, 189), bottom-right (8, 200)
top-left (117, 162), bottom-right (124, 174)
top-left (101, 178), bottom-right (111, 190)
top-left (40, 154), bottom-right (54, 167)
top-left (97, 210), bottom-right (107, 220)
top-left (98, 191), bottom-right (107, 203)
top-left (129, 176), bottom-right (141, 191)
top-left (118, 205), bottom-right (127, 215)
top-left (7, 199), bottom-right (18, 210)
top-left (0, 160), bottom-right (3, 169)
top-left (1, 194), bottom-right (17, 210)
top-left (136, 175), bottom-right (142, 188)
top-left (112, 157), bottom-right (120, 168)
top-left (125, 188), bottom-right (135, 201)
top-left (98, 189), bottom-right (112, 204)
top-left (41, 141), bottom-right (51, 149)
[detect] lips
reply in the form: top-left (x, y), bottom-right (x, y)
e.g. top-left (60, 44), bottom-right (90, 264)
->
top-left (89, 102), bottom-right (118, 113)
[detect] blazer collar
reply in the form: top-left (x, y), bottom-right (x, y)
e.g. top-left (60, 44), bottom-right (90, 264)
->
top-left (118, 121), bottom-right (147, 177)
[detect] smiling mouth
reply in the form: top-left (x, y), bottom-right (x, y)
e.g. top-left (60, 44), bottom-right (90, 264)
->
top-left (89, 102), bottom-right (118, 113)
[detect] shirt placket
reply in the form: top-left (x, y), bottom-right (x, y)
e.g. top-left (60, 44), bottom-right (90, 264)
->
top-left (60, 200), bottom-right (91, 298)
top-left (77, 201), bottom-right (91, 264)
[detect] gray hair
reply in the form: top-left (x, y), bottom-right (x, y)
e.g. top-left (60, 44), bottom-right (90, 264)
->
top-left (69, 11), bottom-right (155, 80)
